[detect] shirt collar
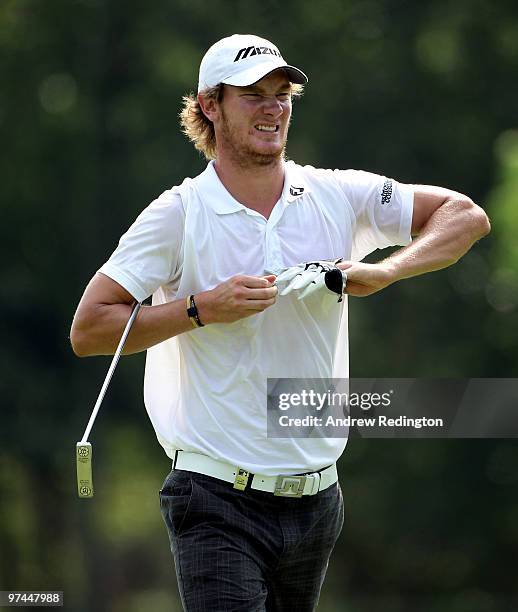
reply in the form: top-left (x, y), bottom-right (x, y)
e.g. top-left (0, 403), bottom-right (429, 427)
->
top-left (194, 160), bottom-right (310, 215)
top-left (195, 161), bottom-right (244, 215)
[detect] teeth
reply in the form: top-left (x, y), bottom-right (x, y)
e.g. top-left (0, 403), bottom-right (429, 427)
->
top-left (256, 125), bottom-right (277, 132)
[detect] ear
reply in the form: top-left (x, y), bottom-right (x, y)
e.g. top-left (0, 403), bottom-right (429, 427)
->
top-left (198, 92), bottom-right (220, 123)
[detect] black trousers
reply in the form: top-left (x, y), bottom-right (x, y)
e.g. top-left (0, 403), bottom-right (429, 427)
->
top-left (159, 469), bottom-right (344, 612)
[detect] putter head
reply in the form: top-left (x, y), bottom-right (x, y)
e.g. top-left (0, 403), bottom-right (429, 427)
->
top-left (76, 442), bottom-right (94, 498)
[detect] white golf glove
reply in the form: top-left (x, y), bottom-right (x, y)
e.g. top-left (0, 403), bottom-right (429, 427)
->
top-left (275, 259), bottom-right (347, 302)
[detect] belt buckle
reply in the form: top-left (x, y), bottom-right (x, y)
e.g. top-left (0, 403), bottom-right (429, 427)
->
top-left (274, 474), bottom-right (306, 497)
top-left (233, 468), bottom-right (250, 491)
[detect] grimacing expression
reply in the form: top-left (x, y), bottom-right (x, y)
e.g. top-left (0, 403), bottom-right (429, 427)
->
top-left (215, 70), bottom-right (293, 167)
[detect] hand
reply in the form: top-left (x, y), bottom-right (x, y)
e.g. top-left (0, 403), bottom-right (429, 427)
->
top-left (337, 261), bottom-right (396, 297)
top-left (275, 260), bottom-right (347, 302)
top-left (195, 274), bottom-right (278, 324)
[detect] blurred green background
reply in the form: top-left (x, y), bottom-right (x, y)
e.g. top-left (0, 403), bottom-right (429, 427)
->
top-left (1, 0), bottom-right (518, 610)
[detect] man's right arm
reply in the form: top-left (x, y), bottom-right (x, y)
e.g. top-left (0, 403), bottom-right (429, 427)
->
top-left (69, 272), bottom-right (277, 357)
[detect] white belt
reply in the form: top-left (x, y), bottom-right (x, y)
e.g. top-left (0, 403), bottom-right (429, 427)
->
top-left (173, 451), bottom-right (338, 498)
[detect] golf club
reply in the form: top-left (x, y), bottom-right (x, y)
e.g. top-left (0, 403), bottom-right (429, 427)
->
top-left (76, 301), bottom-right (142, 498)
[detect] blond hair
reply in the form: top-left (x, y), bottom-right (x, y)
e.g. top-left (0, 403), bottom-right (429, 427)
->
top-left (179, 83), bottom-right (304, 160)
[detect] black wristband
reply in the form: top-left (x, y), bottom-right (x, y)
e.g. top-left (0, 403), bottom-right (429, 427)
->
top-left (186, 294), bottom-right (204, 328)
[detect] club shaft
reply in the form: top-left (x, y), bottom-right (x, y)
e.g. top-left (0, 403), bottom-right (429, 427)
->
top-left (80, 301), bottom-right (141, 443)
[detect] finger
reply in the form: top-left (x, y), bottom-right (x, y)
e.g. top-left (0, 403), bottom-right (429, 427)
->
top-left (280, 276), bottom-right (306, 295)
top-left (281, 269), bottom-right (319, 295)
top-left (290, 269), bottom-right (320, 290)
top-left (244, 297), bottom-right (277, 311)
top-left (262, 274), bottom-right (277, 285)
top-left (245, 286), bottom-right (278, 300)
top-left (239, 275), bottom-right (275, 288)
top-left (298, 276), bottom-right (325, 300)
top-left (275, 267), bottom-right (302, 284)
top-left (280, 281), bottom-right (299, 296)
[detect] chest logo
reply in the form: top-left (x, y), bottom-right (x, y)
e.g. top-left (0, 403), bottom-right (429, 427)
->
top-left (289, 186), bottom-right (305, 197)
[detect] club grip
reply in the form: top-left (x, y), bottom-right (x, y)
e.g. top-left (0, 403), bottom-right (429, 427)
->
top-left (76, 442), bottom-right (94, 498)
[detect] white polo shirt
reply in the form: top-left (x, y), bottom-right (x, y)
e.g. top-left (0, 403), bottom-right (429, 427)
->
top-left (99, 160), bottom-right (414, 475)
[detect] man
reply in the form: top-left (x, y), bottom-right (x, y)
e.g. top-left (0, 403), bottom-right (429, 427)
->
top-left (70, 34), bottom-right (490, 611)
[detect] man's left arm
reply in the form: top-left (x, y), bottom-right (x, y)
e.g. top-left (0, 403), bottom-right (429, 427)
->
top-left (340, 185), bottom-right (491, 297)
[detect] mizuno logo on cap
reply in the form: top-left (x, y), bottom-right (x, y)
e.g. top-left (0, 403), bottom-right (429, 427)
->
top-left (234, 46), bottom-right (282, 62)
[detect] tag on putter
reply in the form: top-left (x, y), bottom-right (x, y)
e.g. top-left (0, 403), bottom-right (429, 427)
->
top-left (76, 442), bottom-right (94, 498)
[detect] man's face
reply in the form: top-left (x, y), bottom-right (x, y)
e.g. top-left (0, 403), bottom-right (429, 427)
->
top-left (214, 70), bottom-right (293, 167)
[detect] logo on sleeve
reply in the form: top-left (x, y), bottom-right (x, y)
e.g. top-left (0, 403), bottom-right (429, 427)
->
top-left (289, 186), bottom-right (304, 197)
top-left (381, 179), bottom-right (393, 205)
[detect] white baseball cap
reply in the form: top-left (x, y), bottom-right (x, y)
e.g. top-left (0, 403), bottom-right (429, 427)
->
top-left (198, 34), bottom-right (308, 93)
